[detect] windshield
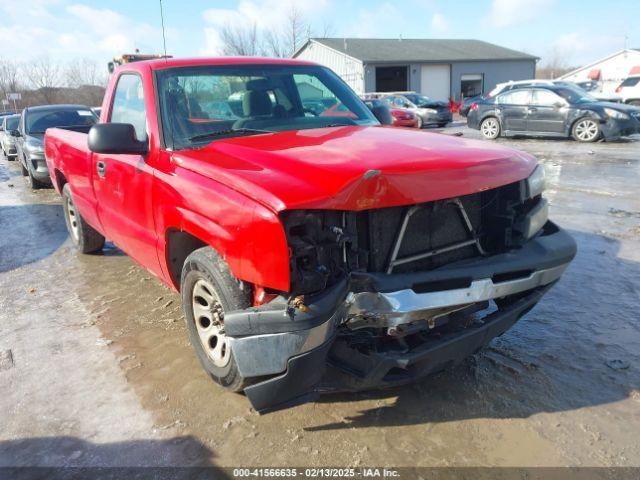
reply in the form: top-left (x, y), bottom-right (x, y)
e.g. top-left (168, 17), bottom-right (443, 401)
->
top-left (5, 116), bottom-right (19, 131)
top-left (403, 93), bottom-right (432, 105)
top-left (156, 64), bottom-right (378, 150)
top-left (26, 108), bottom-right (97, 134)
top-left (554, 86), bottom-right (596, 104)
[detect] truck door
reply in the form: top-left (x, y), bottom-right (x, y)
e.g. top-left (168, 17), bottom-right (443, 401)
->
top-left (526, 89), bottom-right (568, 134)
top-left (495, 89), bottom-right (530, 131)
top-left (92, 73), bottom-right (161, 276)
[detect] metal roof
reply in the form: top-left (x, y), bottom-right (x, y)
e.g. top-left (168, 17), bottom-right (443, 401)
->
top-left (299, 38), bottom-right (538, 63)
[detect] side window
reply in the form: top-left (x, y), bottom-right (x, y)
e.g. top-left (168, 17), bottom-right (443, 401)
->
top-left (497, 89), bottom-right (531, 105)
top-left (531, 90), bottom-right (562, 106)
top-left (110, 74), bottom-right (147, 141)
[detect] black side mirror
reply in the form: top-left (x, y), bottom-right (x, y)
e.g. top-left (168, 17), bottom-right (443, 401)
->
top-left (88, 123), bottom-right (148, 155)
top-left (368, 105), bottom-right (393, 125)
top-left (10, 129), bottom-right (20, 137)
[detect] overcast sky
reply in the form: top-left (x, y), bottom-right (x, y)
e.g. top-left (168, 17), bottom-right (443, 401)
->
top-left (1, 0), bottom-right (637, 67)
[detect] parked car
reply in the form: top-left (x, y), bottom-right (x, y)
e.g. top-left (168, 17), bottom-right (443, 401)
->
top-left (16, 104), bottom-right (98, 188)
top-left (575, 80), bottom-right (600, 92)
top-left (489, 79), bottom-right (622, 103)
top-left (615, 75), bottom-right (640, 106)
top-left (389, 106), bottom-right (419, 127)
top-left (361, 98), bottom-right (393, 125)
top-left (45, 57), bottom-right (575, 413)
top-left (0, 114), bottom-right (20, 160)
top-left (460, 95), bottom-right (484, 117)
top-left (369, 92), bottom-right (451, 127)
top-left (362, 97), bottom-right (417, 127)
top-left (467, 85), bottom-right (640, 142)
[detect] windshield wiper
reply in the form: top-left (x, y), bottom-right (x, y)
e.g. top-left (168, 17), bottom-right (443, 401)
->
top-left (188, 128), bottom-right (273, 142)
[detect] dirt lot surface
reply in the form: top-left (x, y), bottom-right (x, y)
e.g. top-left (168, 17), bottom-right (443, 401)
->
top-left (1, 125), bottom-right (639, 469)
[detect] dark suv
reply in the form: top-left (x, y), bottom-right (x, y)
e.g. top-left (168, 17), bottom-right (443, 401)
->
top-left (16, 105), bottom-right (97, 188)
top-left (467, 85), bottom-right (640, 142)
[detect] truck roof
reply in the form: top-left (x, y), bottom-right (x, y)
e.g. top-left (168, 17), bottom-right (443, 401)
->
top-left (24, 104), bottom-right (93, 112)
top-left (114, 56), bottom-right (317, 73)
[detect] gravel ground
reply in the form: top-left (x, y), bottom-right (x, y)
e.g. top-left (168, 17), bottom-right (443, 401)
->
top-left (0, 125), bottom-right (639, 470)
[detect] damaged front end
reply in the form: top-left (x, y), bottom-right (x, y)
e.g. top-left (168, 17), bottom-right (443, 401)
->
top-left (224, 166), bottom-right (576, 413)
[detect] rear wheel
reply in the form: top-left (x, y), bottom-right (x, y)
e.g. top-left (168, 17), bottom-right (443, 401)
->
top-left (62, 183), bottom-right (105, 253)
top-left (438, 122), bottom-right (448, 128)
top-left (480, 117), bottom-right (500, 139)
top-left (572, 118), bottom-right (600, 142)
top-left (181, 247), bottom-right (252, 392)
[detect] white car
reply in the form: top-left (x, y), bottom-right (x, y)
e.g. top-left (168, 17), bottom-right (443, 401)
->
top-left (489, 79), bottom-right (622, 103)
top-left (615, 75), bottom-right (640, 106)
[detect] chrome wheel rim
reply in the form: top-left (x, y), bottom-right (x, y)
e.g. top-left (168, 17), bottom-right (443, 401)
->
top-left (191, 279), bottom-right (229, 367)
top-left (575, 120), bottom-right (598, 141)
top-left (481, 118), bottom-right (498, 138)
top-left (66, 196), bottom-right (80, 242)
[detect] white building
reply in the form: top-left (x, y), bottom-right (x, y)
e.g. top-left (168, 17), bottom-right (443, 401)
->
top-left (559, 48), bottom-right (640, 93)
top-left (294, 38), bottom-right (537, 101)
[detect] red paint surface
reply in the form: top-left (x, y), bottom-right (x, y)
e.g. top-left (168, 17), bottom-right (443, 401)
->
top-left (45, 57), bottom-right (537, 293)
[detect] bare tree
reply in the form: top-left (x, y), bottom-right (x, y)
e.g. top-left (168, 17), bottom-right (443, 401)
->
top-left (263, 4), bottom-right (311, 58)
top-left (219, 22), bottom-right (262, 56)
top-left (537, 47), bottom-right (574, 79)
top-left (0, 59), bottom-right (21, 98)
top-left (65, 58), bottom-right (107, 88)
top-left (24, 56), bottom-right (61, 103)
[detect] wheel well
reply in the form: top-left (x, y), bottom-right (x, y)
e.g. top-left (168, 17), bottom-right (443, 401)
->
top-left (481, 115), bottom-right (499, 125)
top-left (54, 169), bottom-right (67, 192)
top-left (166, 229), bottom-right (207, 290)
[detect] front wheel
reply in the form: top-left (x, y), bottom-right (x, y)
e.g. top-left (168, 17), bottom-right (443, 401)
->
top-left (572, 118), bottom-right (600, 142)
top-left (19, 155), bottom-right (28, 176)
top-left (62, 183), bottom-right (105, 253)
top-left (181, 247), bottom-right (252, 392)
top-left (480, 117), bottom-right (500, 139)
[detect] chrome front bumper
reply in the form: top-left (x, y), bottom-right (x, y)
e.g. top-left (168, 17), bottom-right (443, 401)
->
top-left (346, 262), bottom-right (568, 330)
top-left (226, 222), bottom-right (576, 412)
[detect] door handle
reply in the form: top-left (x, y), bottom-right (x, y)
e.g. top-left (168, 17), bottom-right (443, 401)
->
top-left (527, 107), bottom-right (538, 113)
top-left (97, 161), bottom-right (106, 178)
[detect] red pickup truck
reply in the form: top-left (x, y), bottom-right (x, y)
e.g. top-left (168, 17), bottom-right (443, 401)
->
top-left (45, 57), bottom-right (576, 413)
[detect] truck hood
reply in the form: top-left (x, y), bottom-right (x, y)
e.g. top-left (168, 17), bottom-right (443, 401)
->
top-left (173, 126), bottom-right (537, 212)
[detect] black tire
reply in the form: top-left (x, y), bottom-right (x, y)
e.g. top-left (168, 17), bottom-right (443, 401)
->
top-left (27, 168), bottom-right (45, 189)
top-left (62, 183), bottom-right (105, 253)
top-left (19, 155), bottom-right (28, 176)
top-left (181, 247), bottom-right (251, 392)
top-left (571, 117), bottom-right (600, 142)
top-left (438, 122), bottom-right (448, 128)
top-left (480, 117), bottom-right (500, 139)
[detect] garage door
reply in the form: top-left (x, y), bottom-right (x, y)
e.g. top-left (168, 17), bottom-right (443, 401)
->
top-left (420, 64), bottom-right (450, 101)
